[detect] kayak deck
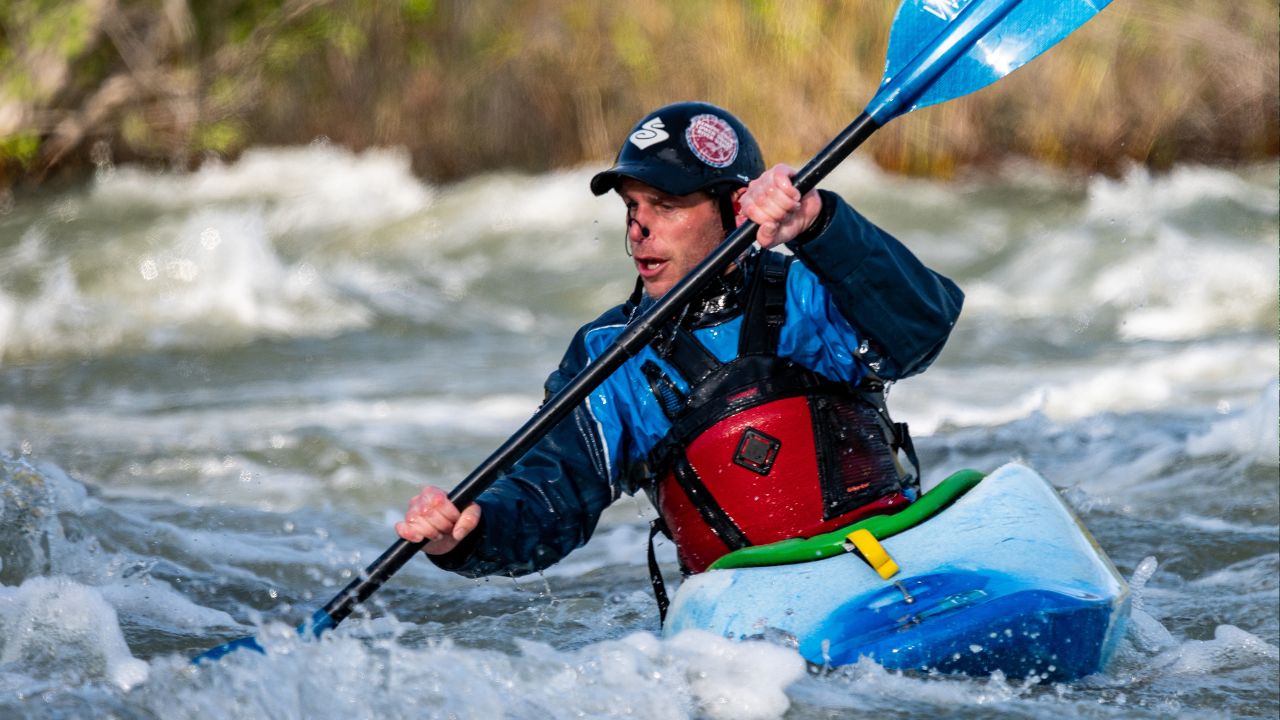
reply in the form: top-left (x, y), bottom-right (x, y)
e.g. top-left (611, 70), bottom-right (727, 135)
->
top-left (662, 463), bottom-right (1130, 682)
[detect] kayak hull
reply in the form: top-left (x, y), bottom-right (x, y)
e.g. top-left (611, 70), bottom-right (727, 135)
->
top-left (662, 463), bottom-right (1129, 682)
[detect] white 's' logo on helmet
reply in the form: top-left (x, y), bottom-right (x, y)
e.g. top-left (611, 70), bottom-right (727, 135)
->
top-left (629, 117), bottom-right (669, 150)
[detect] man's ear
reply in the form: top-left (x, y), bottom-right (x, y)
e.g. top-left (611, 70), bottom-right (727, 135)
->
top-left (731, 187), bottom-right (747, 216)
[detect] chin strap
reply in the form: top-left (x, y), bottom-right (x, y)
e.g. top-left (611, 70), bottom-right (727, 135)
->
top-left (716, 193), bottom-right (738, 234)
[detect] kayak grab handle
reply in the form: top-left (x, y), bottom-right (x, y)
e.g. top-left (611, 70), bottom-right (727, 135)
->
top-left (844, 529), bottom-right (900, 579)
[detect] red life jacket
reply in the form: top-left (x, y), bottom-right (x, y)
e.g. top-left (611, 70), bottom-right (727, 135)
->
top-left (645, 251), bottom-right (917, 574)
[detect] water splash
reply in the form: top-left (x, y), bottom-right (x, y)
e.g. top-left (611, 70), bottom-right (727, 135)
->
top-left (1124, 557), bottom-right (1176, 655)
top-left (0, 576), bottom-right (149, 690)
top-left (130, 627), bottom-right (803, 720)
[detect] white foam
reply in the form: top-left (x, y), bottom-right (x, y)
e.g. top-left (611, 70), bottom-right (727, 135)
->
top-left (136, 626), bottom-right (803, 720)
top-left (139, 207), bottom-right (371, 335)
top-left (1097, 226), bottom-right (1278, 342)
top-left (1189, 553), bottom-right (1280, 591)
top-left (433, 167), bottom-right (610, 240)
top-left (1153, 625), bottom-right (1280, 675)
top-left (0, 576), bottom-right (149, 690)
top-left (0, 289), bottom-right (14, 362)
top-left (897, 340), bottom-right (1278, 435)
top-left (0, 207), bottom-right (372, 364)
top-left (661, 630), bottom-right (805, 719)
top-left (959, 225), bottom-right (1277, 344)
top-left (98, 578), bottom-right (240, 633)
top-left (1086, 163), bottom-right (1280, 229)
top-left (1186, 378), bottom-right (1280, 466)
top-left (946, 163), bottom-right (1278, 345)
top-left (91, 144), bottom-right (434, 233)
top-left (1176, 514), bottom-right (1280, 537)
top-left (787, 656), bottom-right (1034, 713)
top-left (1112, 556), bottom-right (1279, 684)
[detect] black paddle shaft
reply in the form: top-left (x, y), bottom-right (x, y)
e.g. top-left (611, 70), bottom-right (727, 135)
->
top-left (316, 112), bottom-right (881, 628)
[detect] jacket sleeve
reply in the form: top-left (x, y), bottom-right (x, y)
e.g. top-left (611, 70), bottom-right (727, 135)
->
top-left (428, 324), bottom-right (621, 578)
top-left (786, 190), bottom-right (964, 379)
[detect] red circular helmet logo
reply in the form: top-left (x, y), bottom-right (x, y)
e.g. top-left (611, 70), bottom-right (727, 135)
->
top-left (685, 114), bottom-right (739, 168)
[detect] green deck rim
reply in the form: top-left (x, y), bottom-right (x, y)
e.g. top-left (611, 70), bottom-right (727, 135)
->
top-left (706, 468), bottom-right (987, 571)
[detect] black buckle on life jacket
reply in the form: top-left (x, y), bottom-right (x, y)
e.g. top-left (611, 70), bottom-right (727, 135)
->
top-left (733, 427), bottom-right (781, 475)
top-left (641, 360), bottom-right (687, 421)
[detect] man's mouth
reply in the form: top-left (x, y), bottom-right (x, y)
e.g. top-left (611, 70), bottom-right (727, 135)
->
top-left (635, 257), bottom-right (668, 276)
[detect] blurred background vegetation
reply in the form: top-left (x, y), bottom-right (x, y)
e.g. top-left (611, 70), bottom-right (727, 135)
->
top-left (1, 0), bottom-right (1276, 191)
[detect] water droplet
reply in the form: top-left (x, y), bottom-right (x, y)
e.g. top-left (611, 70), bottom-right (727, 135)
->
top-left (200, 227), bottom-right (222, 250)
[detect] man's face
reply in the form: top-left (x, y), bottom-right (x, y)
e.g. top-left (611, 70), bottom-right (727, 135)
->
top-left (618, 179), bottom-right (726, 298)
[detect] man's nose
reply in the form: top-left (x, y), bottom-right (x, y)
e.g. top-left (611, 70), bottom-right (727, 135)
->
top-left (627, 217), bottom-right (651, 242)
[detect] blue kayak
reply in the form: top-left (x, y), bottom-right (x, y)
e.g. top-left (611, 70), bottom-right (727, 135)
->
top-left (662, 463), bottom-right (1130, 682)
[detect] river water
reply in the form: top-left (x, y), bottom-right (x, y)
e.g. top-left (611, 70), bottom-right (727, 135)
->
top-left (0, 146), bottom-right (1276, 718)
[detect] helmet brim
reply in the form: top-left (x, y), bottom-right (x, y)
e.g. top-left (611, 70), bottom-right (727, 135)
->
top-left (590, 163), bottom-right (724, 198)
top-left (589, 168), bottom-right (625, 197)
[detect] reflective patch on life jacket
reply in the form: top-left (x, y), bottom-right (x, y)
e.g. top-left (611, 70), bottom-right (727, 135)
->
top-left (732, 427), bottom-right (781, 475)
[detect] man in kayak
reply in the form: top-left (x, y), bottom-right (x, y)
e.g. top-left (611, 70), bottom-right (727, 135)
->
top-left (397, 101), bottom-right (962, 591)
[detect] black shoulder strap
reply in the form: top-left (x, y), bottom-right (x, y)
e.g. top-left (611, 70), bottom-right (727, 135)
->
top-left (738, 251), bottom-right (789, 356)
top-left (647, 518), bottom-right (671, 624)
top-left (661, 326), bottom-right (721, 387)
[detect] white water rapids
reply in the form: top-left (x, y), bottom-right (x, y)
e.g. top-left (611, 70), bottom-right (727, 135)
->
top-left (0, 147), bottom-right (1276, 718)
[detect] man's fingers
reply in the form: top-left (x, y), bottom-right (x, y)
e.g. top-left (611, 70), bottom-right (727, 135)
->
top-left (397, 483), bottom-right (481, 554)
top-left (453, 504), bottom-right (482, 540)
top-left (765, 178), bottom-right (801, 204)
top-left (399, 485), bottom-right (468, 545)
top-left (396, 520), bottom-right (429, 543)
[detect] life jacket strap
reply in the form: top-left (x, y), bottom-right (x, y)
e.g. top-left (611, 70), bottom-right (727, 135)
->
top-left (857, 377), bottom-right (922, 489)
top-left (660, 326), bottom-right (721, 388)
top-left (738, 251), bottom-right (789, 356)
top-left (894, 420), bottom-right (921, 490)
top-left (647, 517), bottom-right (671, 625)
top-left (668, 455), bottom-right (751, 552)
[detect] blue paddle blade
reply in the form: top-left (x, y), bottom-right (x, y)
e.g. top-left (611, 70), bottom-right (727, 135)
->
top-left (192, 635), bottom-right (266, 664)
top-left (191, 610), bottom-right (334, 664)
top-left (868, 0), bottom-right (1113, 123)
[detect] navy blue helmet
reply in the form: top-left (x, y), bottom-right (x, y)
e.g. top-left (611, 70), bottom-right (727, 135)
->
top-left (590, 101), bottom-right (765, 198)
